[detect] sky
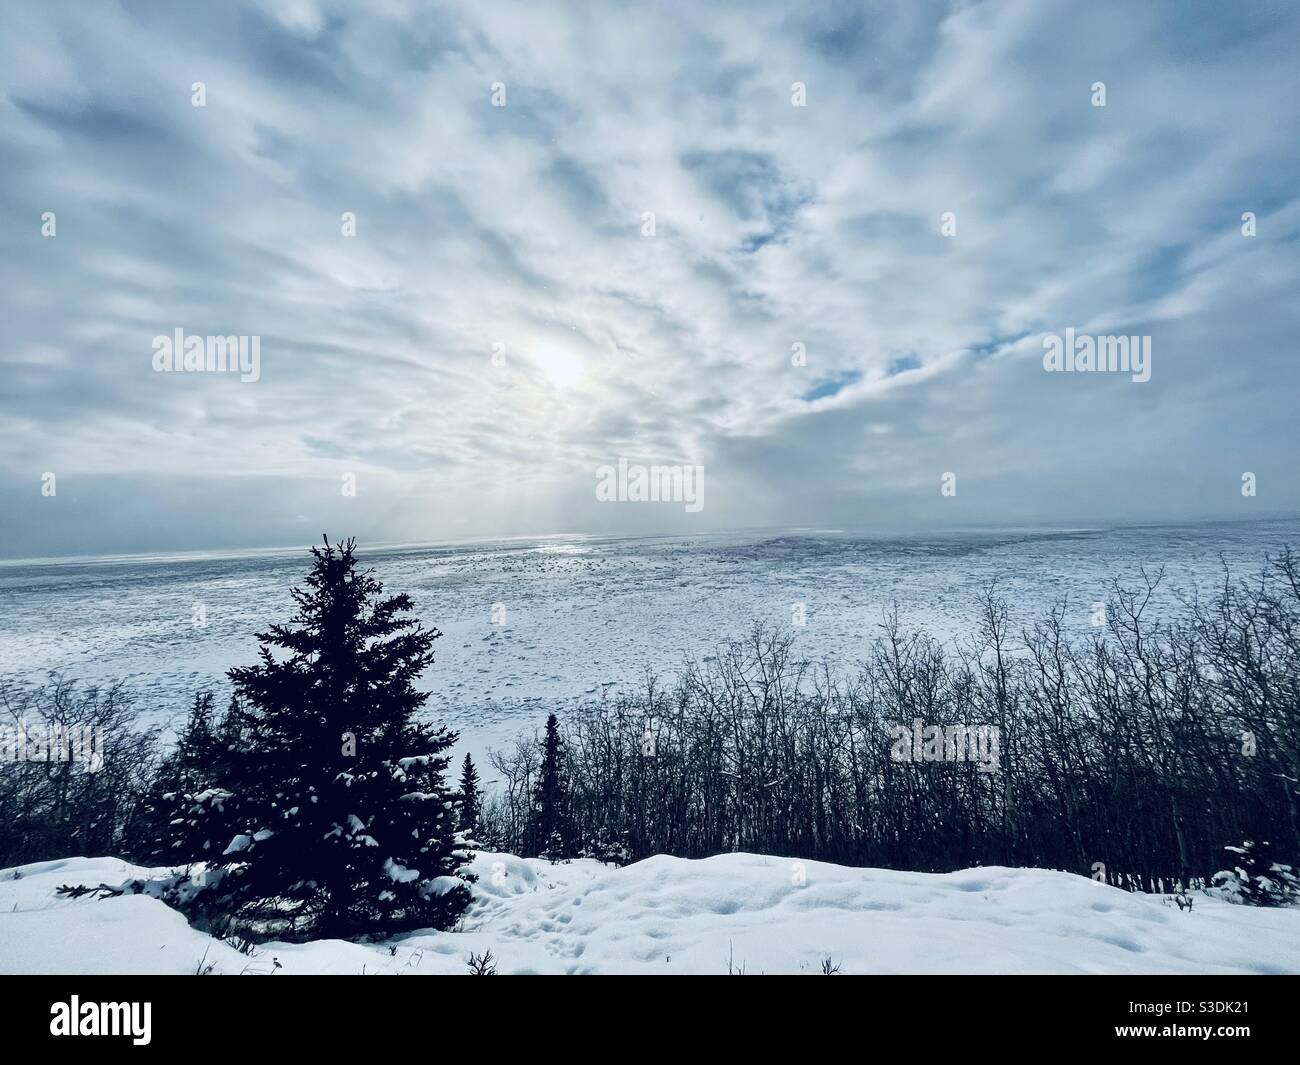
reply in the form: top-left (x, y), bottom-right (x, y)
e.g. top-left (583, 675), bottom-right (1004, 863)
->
top-left (1, 0), bottom-right (1298, 558)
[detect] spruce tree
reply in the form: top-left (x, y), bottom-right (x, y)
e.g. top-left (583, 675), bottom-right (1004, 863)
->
top-left (129, 537), bottom-right (473, 940)
top-left (139, 692), bottom-right (221, 862)
top-left (528, 713), bottom-right (568, 859)
top-left (155, 692), bottom-right (216, 799)
top-left (1213, 840), bottom-right (1300, 906)
top-left (457, 753), bottom-right (481, 841)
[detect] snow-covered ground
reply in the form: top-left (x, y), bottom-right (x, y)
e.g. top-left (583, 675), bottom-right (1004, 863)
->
top-left (3, 852), bottom-right (1297, 975)
top-left (4, 521), bottom-right (1297, 773)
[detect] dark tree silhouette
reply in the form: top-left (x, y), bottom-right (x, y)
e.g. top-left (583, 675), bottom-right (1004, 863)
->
top-left (119, 537), bottom-right (473, 940)
top-left (139, 691), bottom-right (218, 862)
top-left (457, 753), bottom-right (481, 840)
top-left (529, 713), bottom-right (569, 859)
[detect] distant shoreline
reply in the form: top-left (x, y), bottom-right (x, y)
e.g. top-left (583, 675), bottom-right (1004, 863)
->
top-left (3, 514), bottom-right (1299, 570)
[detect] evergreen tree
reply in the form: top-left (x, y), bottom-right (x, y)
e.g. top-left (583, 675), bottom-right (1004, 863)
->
top-left (139, 692), bottom-right (221, 862)
top-left (457, 753), bottom-right (481, 840)
top-left (124, 537), bottom-right (473, 940)
top-left (159, 692), bottom-right (216, 796)
top-left (528, 713), bottom-right (568, 859)
top-left (1213, 840), bottom-right (1300, 906)
top-left (578, 826), bottom-right (633, 867)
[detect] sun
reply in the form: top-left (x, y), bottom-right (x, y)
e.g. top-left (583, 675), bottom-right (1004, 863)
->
top-left (533, 347), bottom-right (583, 389)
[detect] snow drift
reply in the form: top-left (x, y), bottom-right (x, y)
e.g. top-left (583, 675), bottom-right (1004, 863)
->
top-left (3, 851), bottom-right (1298, 975)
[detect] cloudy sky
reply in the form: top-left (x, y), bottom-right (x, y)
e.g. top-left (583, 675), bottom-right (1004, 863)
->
top-left (2, 0), bottom-right (1298, 557)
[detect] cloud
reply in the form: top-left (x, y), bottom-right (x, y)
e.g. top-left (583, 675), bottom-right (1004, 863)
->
top-left (1, 0), bottom-right (1298, 556)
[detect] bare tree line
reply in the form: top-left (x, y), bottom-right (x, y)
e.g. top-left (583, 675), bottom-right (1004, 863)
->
top-left (481, 550), bottom-right (1300, 890)
top-left (0, 679), bottom-right (160, 868)
top-left (3, 549), bottom-right (1298, 894)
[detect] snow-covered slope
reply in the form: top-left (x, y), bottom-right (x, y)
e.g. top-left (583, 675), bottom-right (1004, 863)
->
top-left (3, 852), bottom-right (1298, 975)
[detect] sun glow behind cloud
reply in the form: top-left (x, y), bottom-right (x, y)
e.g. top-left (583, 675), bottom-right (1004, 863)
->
top-left (533, 347), bottom-right (584, 390)
top-left (0, 0), bottom-right (1298, 555)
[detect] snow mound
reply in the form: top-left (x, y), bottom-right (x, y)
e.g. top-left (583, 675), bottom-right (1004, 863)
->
top-left (2, 852), bottom-right (1298, 975)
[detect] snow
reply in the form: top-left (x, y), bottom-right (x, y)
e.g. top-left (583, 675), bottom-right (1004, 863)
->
top-left (222, 834), bottom-right (252, 855)
top-left (3, 852), bottom-right (1298, 975)
top-left (4, 523), bottom-right (1296, 779)
top-left (383, 858), bottom-right (419, 883)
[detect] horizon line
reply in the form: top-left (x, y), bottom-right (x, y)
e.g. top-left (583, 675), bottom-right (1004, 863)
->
top-left (3, 514), bottom-right (1299, 570)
